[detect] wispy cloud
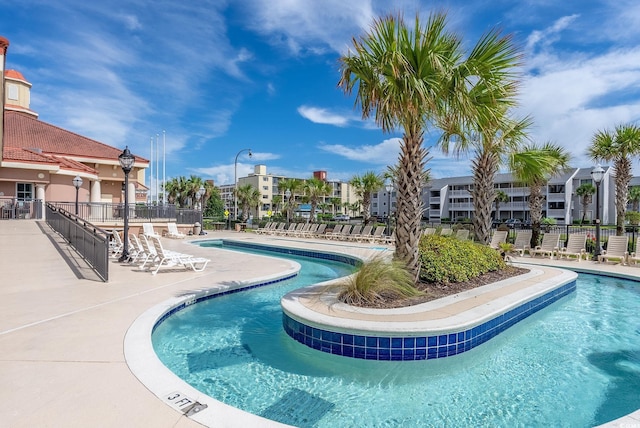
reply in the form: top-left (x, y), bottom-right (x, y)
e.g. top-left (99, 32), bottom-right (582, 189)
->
top-left (319, 138), bottom-right (401, 163)
top-left (298, 106), bottom-right (349, 127)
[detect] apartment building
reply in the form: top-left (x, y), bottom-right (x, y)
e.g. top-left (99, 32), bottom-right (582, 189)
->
top-left (219, 165), bottom-right (358, 220)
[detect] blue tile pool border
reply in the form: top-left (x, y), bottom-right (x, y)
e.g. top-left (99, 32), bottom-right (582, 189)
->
top-left (283, 279), bottom-right (576, 361)
top-left (152, 240), bottom-right (361, 334)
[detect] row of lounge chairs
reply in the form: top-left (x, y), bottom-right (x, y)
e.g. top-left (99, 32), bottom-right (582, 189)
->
top-left (255, 222), bottom-right (393, 244)
top-left (491, 230), bottom-right (639, 265)
top-left (109, 224), bottom-right (210, 274)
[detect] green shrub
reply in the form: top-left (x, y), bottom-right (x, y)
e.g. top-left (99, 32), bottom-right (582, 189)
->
top-left (418, 235), bottom-right (506, 283)
top-left (327, 257), bottom-right (422, 306)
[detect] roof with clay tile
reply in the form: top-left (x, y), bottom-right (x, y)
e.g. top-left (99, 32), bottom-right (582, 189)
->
top-left (2, 147), bottom-right (97, 174)
top-left (4, 69), bottom-right (28, 83)
top-left (4, 111), bottom-right (148, 163)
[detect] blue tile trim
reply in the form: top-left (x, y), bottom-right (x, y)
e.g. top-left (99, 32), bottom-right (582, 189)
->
top-left (153, 240), bottom-right (360, 334)
top-left (283, 280), bottom-right (577, 361)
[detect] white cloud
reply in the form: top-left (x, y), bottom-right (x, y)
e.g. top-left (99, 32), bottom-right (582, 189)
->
top-left (526, 14), bottom-right (579, 52)
top-left (298, 106), bottom-right (349, 126)
top-left (319, 138), bottom-right (401, 163)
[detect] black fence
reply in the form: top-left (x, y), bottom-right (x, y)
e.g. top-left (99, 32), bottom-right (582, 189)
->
top-left (50, 202), bottom-right (202, 225)
top-left (45, 203), bottom-right (110, 282)
top-left (1, 198), bottom-right (42, 219)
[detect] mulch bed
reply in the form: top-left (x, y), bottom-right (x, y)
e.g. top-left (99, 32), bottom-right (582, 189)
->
top-left (365, 266), bottom-right (530, 309)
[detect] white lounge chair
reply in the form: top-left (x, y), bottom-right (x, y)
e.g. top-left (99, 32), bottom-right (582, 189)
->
top-left (557, 234), bottom-right (587, 262)
top-left (530, 233), bottom-right (560, 259)
top-left (628, 239), bottom-right (640, 265)
top-left (489, 230), bottom-right (508, 250)
top-left (352, 225), bottom-right (373, 242)
top-left (513, 231), bottom-right (532, 256)
top-left (148, 235), bottom-right (210, 275)
top-left (166, 222), bottom-right (186, 239)
top-left (109, 230), bottom-right (124, 258)
top-left (368, 225), bottom-right (386, 243)
top-left (142, 222), bottom-right (160, 238)
top-left (598, 235), bottom-right (629, 265)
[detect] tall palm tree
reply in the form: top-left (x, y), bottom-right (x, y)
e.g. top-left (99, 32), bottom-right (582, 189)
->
top-left (629, 186), bottom-right (640, 212)
top-left (330, 197), bottom-right (342, 215)
top-left (278, 178), bottom-right (302, 222)
top-left (339, 12), bottom-right (522, 279)
top-left (235, 184), bottom-right (260, 221)
top-left (303, 177), bottom-right (332, 222)
top-left (271, 195), bottom-right (283, 215)
top-left (510, 142), bottom-right (571, 247)
top-left (494, 191), bottom-right (510, 222)
top-left (350, 171), bottom-right (384, 224)
top-left (588, 123), bottom-right (640, 235)
top-left (575, 183), bottom-right (596, 223)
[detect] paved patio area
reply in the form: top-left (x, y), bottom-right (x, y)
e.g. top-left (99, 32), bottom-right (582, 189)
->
top-left (0, 220), bottom-right (638, 427)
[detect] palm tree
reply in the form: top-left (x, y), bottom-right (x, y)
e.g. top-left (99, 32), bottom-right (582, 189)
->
top-left (271, 195), bottom-right (283, 215)
top-left (575, 183), bottom-right (596, 224)
top-left (303, 177), bottom-right (331, 222)
top-left (235, 184), bottom-right (260, 221)
top-left (330, 197), bottom-right (342, 215)
top-left (339, 12), bottom-right (522, 279)
top-left (350, 172), bottom-right (384, 224)
top-left (494, 191), bottom-right (510, 222)
top-left (510, 142), bottom-right (571, 247)
top-left (278, 178), bottom-right (302, 222)
top-left (588, 123), bottom-right (640, 235)
top-left (629, 186), bottom-right (640, 212)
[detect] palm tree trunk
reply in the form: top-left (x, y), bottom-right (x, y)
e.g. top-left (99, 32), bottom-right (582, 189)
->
top-left (528, 183), bottom-right (545, 247)
top-left (615, 159), bottom-right (632, 235)
top-left (395, 131), bottom-right (427, 282)
top-left (471, 152), bottom-right (499, 244)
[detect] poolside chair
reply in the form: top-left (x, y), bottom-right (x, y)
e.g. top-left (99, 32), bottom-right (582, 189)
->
top-left (353, 225), bottom-right (373, 242)
top-left (598, 235), bottom-right (629, 265)
top-left (423, 227), bottom-right (436, 236)
top-left (138, 234), bottom-right (159, 270)
top-left (313, 223), bottom-right (327, 238)
top-left (326, 224), bottom-right (344, 240)
top-left (148, 235), bottom-right (210, 275)
top-left (275, 223), bottom-right (297, 236)
top-left (297, 223), bottom-right (319, 238)
top-left (628, 239), bottom-right (640, 265)
top-left (455, 229), bottom-right (469, 240)
top-left (127, 234), bottom-right (146, 263)
top-left (166, 222), bottom-right (186, 239)
top-left (267, 222), bottom-right (286, 235)
top-left (512, 230), bottom-right (532, 256)
top-left (489, 230), bottom-right (508, 250)
top-left (345, 225), bottom-right (362, 241)
top-left (368, 225), bottom-right (386, 243)
top-left (336, 224), bottom-right (353, 240)
top-left (556, 234), bottom-right (587, 262)
top-left (439, 228), bottom-right (453, 236)
top-left (142, 222), bottom-right (160, 238)
top-left (530, 233), bottom-right (560, 259)
top-left (382, 230), bottom-right (395, 245)
top-left (255, 222), bottom-right (273, 234)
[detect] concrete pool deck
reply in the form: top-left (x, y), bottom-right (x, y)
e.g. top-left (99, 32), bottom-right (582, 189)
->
top-left (0, 220), bottom-right (638, 427)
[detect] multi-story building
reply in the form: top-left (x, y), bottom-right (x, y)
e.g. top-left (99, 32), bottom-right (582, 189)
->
top-left (424, 167), bottom-right (615, 225)
top-left (220, 165), bottom-right (358, 220)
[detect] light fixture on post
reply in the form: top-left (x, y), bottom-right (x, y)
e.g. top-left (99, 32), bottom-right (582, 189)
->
top-left (234, 148), bottom-right (252, 221)
top-left (385, 180), bottom-right (393, 235)
top-left (72, 175), bottom-right (83, 215)
top-left (118, 146), bottom-right (135, 262)
top-left (591, 164), bottom-right (605, 260)
top-left (285, 189), bottom-right (292, 225)
top-left (197, 185), bottom-right (206, 235)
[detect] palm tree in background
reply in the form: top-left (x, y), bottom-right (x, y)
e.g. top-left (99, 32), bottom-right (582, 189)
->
top-left (339, 12), bottom-right (522, 279)
top-left (350, 171), bottom-right (384, 224)
top-left (235, 184), bottom-right (260, 221)
top-left (588, 123), bottom-right (640, 235)
top-left (303, 177), bottom-right (332, 222)
top-left (494, 191), bottom-right (510, 222)
top-left (278, 178), bottom-right (303, 222)
top-left (271, 195), bottom-right (283, 215)
top-left (330, 197), bottom-right (342, 215)
top-left (575, 183), bottom-right (596, 224)
top-left (629, 186), bottom-right (640, 212)
top-left (510, 142), bottom-right (571, 247)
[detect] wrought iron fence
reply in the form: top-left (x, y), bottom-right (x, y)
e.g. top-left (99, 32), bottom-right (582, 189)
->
top-left (1, 198), bottom-right (42, 219)
top-left (45, 203), bottom-right (110, 282)
top-left (49, 202), bottom-right (202, 225)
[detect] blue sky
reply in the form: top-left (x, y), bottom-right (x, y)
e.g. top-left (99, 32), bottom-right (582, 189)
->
top-left (2, 1), bottom-right (640, 188)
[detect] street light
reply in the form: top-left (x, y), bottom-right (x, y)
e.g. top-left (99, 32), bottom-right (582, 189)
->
top-left (285, 189), bottom-right (292, 225)
top-left (234, 148), bottom-right (252, 220)
top-left (72, 175), bottom-right (83, 215)
top-left (385, 181), bottom-right (393, 234)
top-left (197, 185), bottom-right (206, 235)
top-left (118, 146), bottom-right (135, 262)
top-left (591, 164), bottom-right (605, 260)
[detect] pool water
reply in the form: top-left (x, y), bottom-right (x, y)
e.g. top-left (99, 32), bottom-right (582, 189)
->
top-left (152, 243), bottom-right (640, 427)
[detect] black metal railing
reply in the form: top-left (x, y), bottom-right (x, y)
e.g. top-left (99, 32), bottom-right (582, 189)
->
top-left (46, 203), bottom-right (110, 282)
top-left (1, 198), bottom-right (42, 219)
top-left (49, 202), bottom-right (201, 225)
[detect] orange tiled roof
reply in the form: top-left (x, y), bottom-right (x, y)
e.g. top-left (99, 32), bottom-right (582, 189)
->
top-left (2, 147), bottom-right (97, 175)
top-left (4, 111), bottom-right (148, 163)
top-left (4, 69), bottom-right (27, 82)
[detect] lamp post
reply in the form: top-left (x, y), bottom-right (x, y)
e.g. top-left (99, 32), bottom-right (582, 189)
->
top-left (385, 181), bottom-right (393, 234)
top-left (234, 148), bottom-right (252, 220)
top-left (72, 175), bottom-right (83, 215)
top-left (197, 185), bottom-right (206, 235)
top-left (118, 146), bottom-right (135, 262)
top-left (591, 164), bottom-right (604, 260)
top-left (285, 189), bottom-right (291, 225)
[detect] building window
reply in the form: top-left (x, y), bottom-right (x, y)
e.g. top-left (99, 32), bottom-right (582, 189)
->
top-left (17, 183), bottom-right (33, 200)
top-left (263, 186), bottom-right (269, 190)
top-left (262, 195), bottom-right (268, 199)
top-left (548, 202), bottom-right (565, 209)
top-left (7, 83), bottom-right (18, 100)
top-left (263, 177), bottom-right (268, 182)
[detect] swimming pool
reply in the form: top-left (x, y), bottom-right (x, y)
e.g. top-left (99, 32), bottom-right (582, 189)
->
top-left (150, 242), bottom-right (640, 427)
